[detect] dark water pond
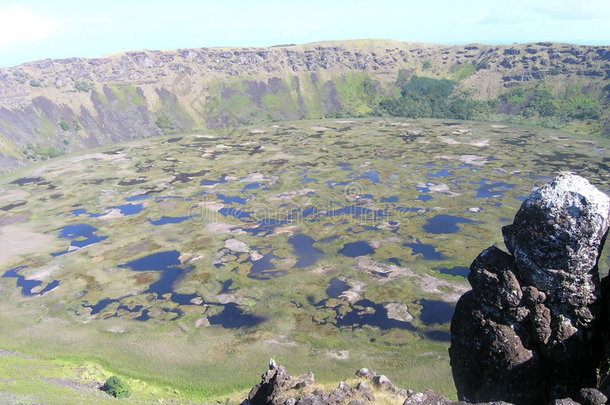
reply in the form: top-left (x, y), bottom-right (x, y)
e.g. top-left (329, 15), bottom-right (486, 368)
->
top-left (10, 177), bottom-right (43, 186)
top-left (428, 169), bottom-right (454, 178)
top-left (474, 180), bottom-right (515, 199)
top-left (360, 171), bottom-right (381, 183)
top-left (417, 194), bottom-right (434, 202)
top-left (418, 299), bottom-right (455, 325)
top-left (88, 297), bottom-right (123, 315)
top-left (2, 266), bottom-right (59, 296)
top-left (381, 196), bottom-right (399, 203)
top-left (423, 215), bottom-right (474, 234)
top-left (339, 241), bottom-right (375, 258)
top-left (218, 207), bottom-right (252, 219)
top-left (208, 303), bottom-right (266, 328)
top-left (326, 278), bottom-right (350, 299)
top-left (289, 234), bottom-right (324, 268)
top-left (125, 194), bottom-right (151, 202)
top-left (119, 250), bottom-right (185, 296)
top-left (403, 243), bottom-right (445, 260)
top-left (336, 299), bottom-right (417, 331)
top-left (135, 309), bottom-right (151, 321)
top-left (242, 182), bottom-right (264, 191)
top-left (220, 280), bottom-right (235, 294)
top-left (247, 252), bottom-right (287, 280)
top-left (201, 177), bottom-right (228, 186)
top-left (148, 216), bottom-right (192, 225)
top-left (216, 194), bottom-right (248, 205)
top-left (438, 266), bottom-right (470, 278)
top-left (107, 204), bottom-right (144, 216)
top-left (1, 201), bottom-right (26, 211)
top-left (301, 169), bottom-right (319, 184)
top-left (71, 209), bottom-right (102, 217)
top-left (52, 224), bottom-right (108, 256)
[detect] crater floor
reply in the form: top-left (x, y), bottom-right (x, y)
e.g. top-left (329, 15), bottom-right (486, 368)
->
top-left (1, 118), bottom-right (609, 399)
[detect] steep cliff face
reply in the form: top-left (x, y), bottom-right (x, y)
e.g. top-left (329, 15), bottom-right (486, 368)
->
top-left (0, 40), bottom-right (609, 171)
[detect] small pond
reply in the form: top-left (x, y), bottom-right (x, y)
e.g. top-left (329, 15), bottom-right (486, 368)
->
top-left (289, 234), bottom-right (324, 268)
top-left (423, 215), bottom-right (475, 234)
top-left (403, 243), bottom-right (445, 260)
top-left (339, 241), bottom-right (375, 258)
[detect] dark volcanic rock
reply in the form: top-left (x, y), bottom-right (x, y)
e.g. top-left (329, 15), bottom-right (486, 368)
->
top-left (403, 389), bottom-right (514, 405)
top-left (574, 388), bottom-right (607, 405)
top-left (450, 173), bottom-right (610, 405)
top-left (244, 359), bottom-right (376, 405)
top-left (450, 291), bottom-right (543, 404)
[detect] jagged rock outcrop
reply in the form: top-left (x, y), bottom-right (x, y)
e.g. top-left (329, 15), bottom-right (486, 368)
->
top-left (243, 360), bottom-right (518, 405)
top-left (242, 359), bottom-right (417, 405)
top-left (243, 359), bottom-right (377, 405)
top-left (450, 173), bottom-right (610, 404)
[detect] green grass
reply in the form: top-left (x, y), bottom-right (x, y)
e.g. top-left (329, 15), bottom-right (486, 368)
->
top-left (0, 349), bottom-right (194, 404)
top-left (109, 85), bottom-right (146, 107)
top-left (450, 64), bottom-right (476, 81)
top-left (334, 73), bottom-right (381, 117)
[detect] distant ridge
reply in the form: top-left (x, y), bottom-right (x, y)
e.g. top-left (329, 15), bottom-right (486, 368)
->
top-left (0, 39), bottom-right (608, 171)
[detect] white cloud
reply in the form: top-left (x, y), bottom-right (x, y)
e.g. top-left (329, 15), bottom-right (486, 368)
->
top-left (0, 5), bottom-right (59, 47)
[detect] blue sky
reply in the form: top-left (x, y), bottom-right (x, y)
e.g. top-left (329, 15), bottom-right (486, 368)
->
top-left (1, 0), bottom-right (609, 68)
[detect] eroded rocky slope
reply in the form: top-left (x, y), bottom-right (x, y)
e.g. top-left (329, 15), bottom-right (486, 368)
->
top-left (0, 40), bottom-right (609, 171)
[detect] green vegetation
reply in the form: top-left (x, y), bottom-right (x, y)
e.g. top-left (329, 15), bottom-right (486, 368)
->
top-left (102, 376), bottom-right (131, 399)
top-left (380, 75), bottom-right (486, 120)
top-left (497, 85), bottom-right (603, 127)
top-left (449, 64), bottom-right (476, 81)
top-left (109, 85), bottom-right (146, 107)
top-left (59, 120), bottom-right (70, 131)
top-left (155, 114), bottom-right (176, 132)
top-left (29, 80), bottom-right (42, 88)
top-left (334, 73), bottom-right (383, 117)
top-left (376, 72), bottom-right (605, 133)
top-left (74, 81), bottom-right (94, 92)
top-left (22, 143), bottom-right (64, 160)
top-left (260, 81), bottom-right (300, 121)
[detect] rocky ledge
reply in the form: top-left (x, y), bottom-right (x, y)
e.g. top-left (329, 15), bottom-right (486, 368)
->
top-left (450, 173), bottom-right (610, 405)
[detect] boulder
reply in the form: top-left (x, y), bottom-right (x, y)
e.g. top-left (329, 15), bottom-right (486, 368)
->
top-left (450, 173), bottom-right (610, 404)
top-left (574, 388), bottom-right (607, 405)
top-left (450, 291), bottom-right (543, 404)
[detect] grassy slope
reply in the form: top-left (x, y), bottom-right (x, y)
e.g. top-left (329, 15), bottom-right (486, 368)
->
top-left (0, 349), bottom-right (204, 405)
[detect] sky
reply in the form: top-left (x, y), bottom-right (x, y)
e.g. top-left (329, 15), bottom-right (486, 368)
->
top-left (1, 0), bottom-right (610, 68)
